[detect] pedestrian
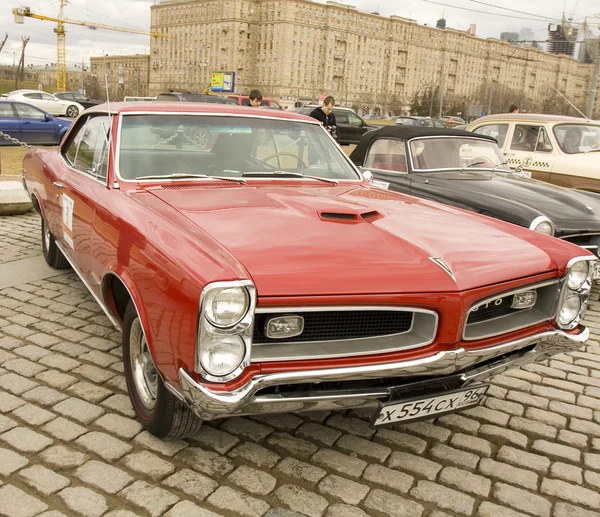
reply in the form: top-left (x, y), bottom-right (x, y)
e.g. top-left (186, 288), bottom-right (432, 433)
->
top-left (310, 96), bottom-right (338, 142)
top-left (509, 104), bottom-right (520, 114)
top-left (248, 89), bottom-right (263, 107)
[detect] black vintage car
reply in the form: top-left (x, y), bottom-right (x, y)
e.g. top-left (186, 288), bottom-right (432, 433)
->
top-left (350, 125), bottom-right (600, 256)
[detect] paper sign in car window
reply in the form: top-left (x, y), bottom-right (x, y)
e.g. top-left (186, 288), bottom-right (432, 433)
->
top-left (62, 194), bottom-right (74, 231)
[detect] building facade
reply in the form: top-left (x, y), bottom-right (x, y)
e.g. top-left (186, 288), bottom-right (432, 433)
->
top-left (89, 55), bottom-right (150, 101)
top-left (147, 0), bottom-right (596, 116)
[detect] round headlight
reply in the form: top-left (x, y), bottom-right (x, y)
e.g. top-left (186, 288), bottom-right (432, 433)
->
top-left (200, 335), bottom-right (245, 377)
top-left (532, 220), bottom-right (554, 236)
top-left (204, 287), bottom-right (249, 328)
top-left (558, 294), bottom-right (582, 326)
top-left (567, 261), bottom-right (590, 290)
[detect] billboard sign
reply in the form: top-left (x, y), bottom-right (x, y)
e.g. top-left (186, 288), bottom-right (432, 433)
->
top-left (211, 71), bottom-right (236, 93)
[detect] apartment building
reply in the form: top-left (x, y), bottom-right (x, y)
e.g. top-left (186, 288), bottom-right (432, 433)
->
top-left (89, 55), bottom-right (150, 101)
top-left (147, 0), bottom-right (595, 115)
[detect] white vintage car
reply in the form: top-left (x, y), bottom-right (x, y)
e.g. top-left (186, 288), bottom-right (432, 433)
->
top-left (467, 114), bottom-right (600, 192)
top-left (2, 89), bottom-right (84, 118)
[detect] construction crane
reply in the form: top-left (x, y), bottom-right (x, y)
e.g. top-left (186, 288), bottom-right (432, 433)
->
top-left (13, 0), bottom-right (168, 91)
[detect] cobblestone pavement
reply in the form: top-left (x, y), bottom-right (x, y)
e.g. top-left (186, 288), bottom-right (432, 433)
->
top-left (1, 212), bottom-right (600, 517)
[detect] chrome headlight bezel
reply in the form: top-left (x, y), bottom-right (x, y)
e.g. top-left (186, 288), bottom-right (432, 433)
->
top-left (529, 216), bottom-right (555, 237)
top-left (556, 256), bottom-right (595, 330)
top-left (196, 280), bottom-right (256, 383)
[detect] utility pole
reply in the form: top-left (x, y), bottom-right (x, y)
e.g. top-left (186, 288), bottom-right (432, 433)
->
top-left (15, 36), bottom-right (29, 90)
top-left (437, 75), bottom-right (445, 119)
top-left (488, 88), bottom-right (494, 115)
top-left (81, 54), bottom-right (84, 92)
top-left (136, 68), bottom-right (140, 96)
top-left (586, 58), bottom-right (599, 119)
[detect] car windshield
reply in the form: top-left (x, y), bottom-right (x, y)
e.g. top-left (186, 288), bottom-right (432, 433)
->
top-left (117, 114), bottom-right (360, 181)
top-left (409, 137), bottom-right (510, 171)
top-left (553, 124), bottom-right (600, 154)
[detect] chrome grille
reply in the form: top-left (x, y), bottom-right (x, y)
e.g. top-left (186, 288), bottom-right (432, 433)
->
top-left (464, 280), bottom-right (560, 341)
top-left (251, 307), bottom-right (438, 362)
top-left (561, 234), bottom-right (600, 258)
top-left (467, 295), bottom-right (524, 324)
top-left (253, 310), bottom-right (413, 344)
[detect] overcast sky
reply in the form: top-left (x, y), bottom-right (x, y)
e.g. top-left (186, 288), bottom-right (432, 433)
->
top-left (0, 0), bottom-right (597, 68)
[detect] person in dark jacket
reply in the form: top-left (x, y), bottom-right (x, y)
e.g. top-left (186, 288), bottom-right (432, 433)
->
top-left (310, 96), bottom-right (338, 142)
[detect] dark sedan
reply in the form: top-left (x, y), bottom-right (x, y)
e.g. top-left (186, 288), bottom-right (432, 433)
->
top-left (0, 100), bottom-right (72, 145)
top-left (54, 92), bottom-right (102, 110)
top-left (350, 125), bottom-right (600, 256)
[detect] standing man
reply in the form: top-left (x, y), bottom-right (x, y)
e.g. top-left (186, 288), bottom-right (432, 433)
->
top-left (249, 89), bottom-right (263, 107)
top-left (310, 96), bottom-right (338, 142)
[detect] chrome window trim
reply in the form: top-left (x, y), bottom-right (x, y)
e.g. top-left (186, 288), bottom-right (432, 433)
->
top-left (58, 112), bottom-right (111, 188)
top-left (463, 279), bottom-right (560, 341)
top-left (406, 135), bottom-right (505, 173)
top-left (560, 232), bottom-right (600, 239)
top-left (113, 111), bottom-right (362, 184)
top-left (252, 306), bottom-right (439, 362)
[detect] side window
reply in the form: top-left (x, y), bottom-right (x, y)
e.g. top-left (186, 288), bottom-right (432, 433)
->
top-left (260, 100), bottom-right (269, 106)
top-left (74, 116), bottom-right (111, 181)
top-left (364, 138), bottom-right (407, 172)
top-left (534, 127), bottom-right (553, 153)
top-left (473, 124), bottom-right (509, 148)
top-left (14, 104), bottom-right (45, 121)
top-left (335, 112), bottom-right (349, 124)
top-left (40, 93), bottom-right (57, 101)
top-left (511, 125), bottom-right (541, 152)
top-left (24, 92), bottom-right (43, 100)
top-left (0, 104), bottom-right (16, 118)
top-left (241, 98), bottom-right (251, 106)
top-left (156, 94), bottom-right (174, 101)
top-left (348, 113), bottom-right (363, 127)
top-left (63, 115), bottom-right (110, 181)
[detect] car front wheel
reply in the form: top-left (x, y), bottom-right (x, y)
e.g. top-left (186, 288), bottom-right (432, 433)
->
top-left (122, 301), bottom-right (203, 440)
top-left (41, 217), bottom-right (70, 269)
top-left (66, 105), bottom-right (79, 117)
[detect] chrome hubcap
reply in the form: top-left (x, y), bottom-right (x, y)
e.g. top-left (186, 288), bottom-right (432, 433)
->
top-left (129, 318), bottom-right (158, 409)
top-left (43, 222), bottom-right (51, 251)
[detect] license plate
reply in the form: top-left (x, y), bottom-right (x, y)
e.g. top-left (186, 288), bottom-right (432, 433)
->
top-left (372, 384), bottom-right (489, 427)
top-left (593, 263), bottom-right (600, 280)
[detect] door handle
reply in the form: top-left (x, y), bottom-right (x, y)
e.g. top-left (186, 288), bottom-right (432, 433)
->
top-left (52, 182), bottom-right (65, 189)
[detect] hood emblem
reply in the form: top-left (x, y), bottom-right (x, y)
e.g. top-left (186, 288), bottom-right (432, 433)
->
top-left (429, 257), bottom-right (456, 282)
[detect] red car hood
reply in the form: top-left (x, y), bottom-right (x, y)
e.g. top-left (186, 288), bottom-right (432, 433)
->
top-left (148, 183), bottom-right (557, 296)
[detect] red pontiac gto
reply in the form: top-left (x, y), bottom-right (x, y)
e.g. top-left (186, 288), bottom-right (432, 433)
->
top-left (22, 102), bottom-right (595, 440)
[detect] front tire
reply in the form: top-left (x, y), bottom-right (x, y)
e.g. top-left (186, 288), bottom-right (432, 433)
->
top-left (66, 105), bottom-right (79, 117)
top-left (122, 301), bottom-right (203, 440)
top-left (41, 217), bottom-right (70, 269)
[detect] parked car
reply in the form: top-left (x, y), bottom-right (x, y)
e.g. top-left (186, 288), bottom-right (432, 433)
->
top-left (440, 115), bottom-right (467, 128)
top-left (393, 116), bottom-right (446, 128)
top-left (155, 91), bottom-right (238, 105)
top-left (297, 105), bottom-right (376, 145)
top-left (227, 95), bottom-right (282, 109)
top-left (350, 125), bottom-right (600, 256)
top-left (466, 114), bottom-right (600, 191)
top-left (0, 100), bottom-right (72, 145)
top-left (2, 89), bottom-right (84, 117)
top-left (54, 92), bottom-right (102, 110)
top-left (22, 102), bottom-right (594, 440)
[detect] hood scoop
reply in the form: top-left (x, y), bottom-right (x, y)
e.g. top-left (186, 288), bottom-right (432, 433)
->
top-left (319, 210), bottom-right (383, 223)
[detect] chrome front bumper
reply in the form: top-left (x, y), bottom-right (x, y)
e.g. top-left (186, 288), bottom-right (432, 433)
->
top-left (178, 327), bottom-right (588, 421)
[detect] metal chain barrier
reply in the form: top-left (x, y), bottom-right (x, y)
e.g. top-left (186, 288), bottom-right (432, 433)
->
top-left (0, 129), bottom-right (34, 148)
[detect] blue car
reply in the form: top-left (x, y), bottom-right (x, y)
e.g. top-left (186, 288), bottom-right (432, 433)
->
top-left (0, 100), bottom-right (72, 146)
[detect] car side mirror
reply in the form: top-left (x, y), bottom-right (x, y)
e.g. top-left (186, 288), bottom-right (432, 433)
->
top-left (45, 113), bottom-right (52, 121)
top-left (362, 170), bottom-right (374, 183)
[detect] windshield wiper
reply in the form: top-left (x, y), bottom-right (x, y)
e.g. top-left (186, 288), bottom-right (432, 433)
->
top-left (241, 171), bottom-right (339, 185)
top-left (136, 173), bottom-right (245, 184)
top-left (461, 160), bottom-right (485, 171)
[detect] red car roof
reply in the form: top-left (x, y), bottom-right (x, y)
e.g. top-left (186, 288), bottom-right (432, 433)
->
top-left (90, 101), bottom-right (314, 122)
